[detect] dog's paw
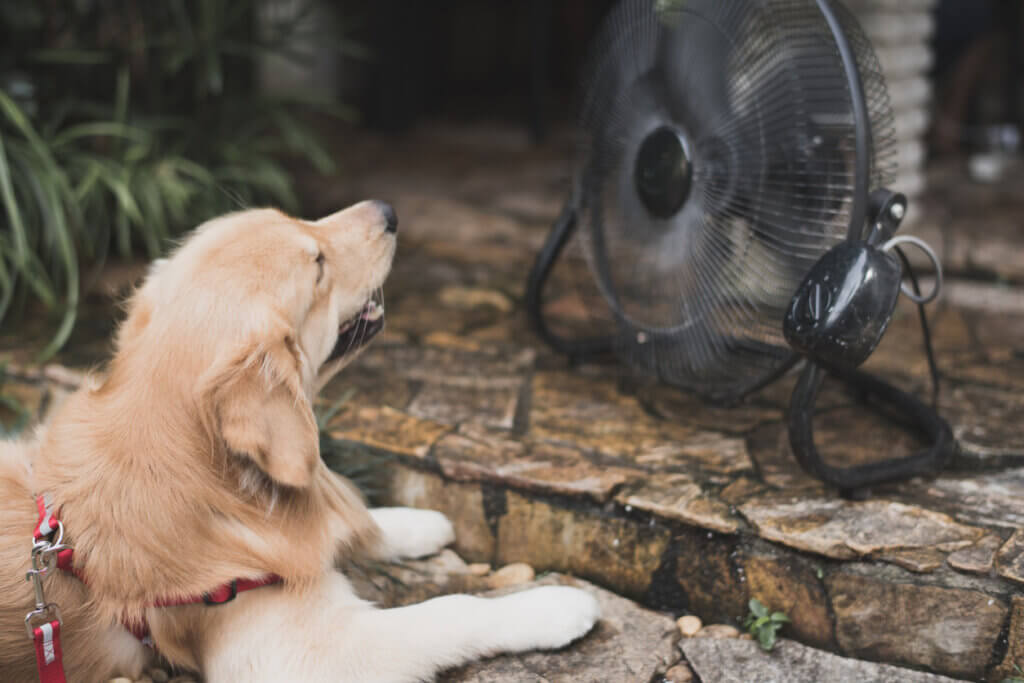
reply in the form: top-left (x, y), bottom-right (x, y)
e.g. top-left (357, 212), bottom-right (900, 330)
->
top-left (492, 586), bottom-right (601, 653)
top-left (370, 507), bottom-right (456, 560)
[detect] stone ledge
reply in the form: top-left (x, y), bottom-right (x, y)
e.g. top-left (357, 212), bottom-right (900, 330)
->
top-left (381, 462), bottom-right (1021, 681)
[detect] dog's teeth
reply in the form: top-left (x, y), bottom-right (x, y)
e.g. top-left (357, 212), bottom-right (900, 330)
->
top-left (363, 302), bottom-right (384, 321)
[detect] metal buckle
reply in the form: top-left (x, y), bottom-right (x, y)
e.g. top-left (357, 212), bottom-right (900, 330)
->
top-left (25, 603), bottom-right (62, 639)
top-left (25, 518), bottom-right (69, 640)
top-left (33, 518), bottom-right (64, 551)
top-left (203, 580), bottom-right (238, 605)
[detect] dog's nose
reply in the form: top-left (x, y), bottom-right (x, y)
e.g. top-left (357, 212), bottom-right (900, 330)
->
top-left (373, 200), bottom-right (398, 234)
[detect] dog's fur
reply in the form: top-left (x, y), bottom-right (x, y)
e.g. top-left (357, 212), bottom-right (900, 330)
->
top-left (0, 202), bottom-right (599, 682)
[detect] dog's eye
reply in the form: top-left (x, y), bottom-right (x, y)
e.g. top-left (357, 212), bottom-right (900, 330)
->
top-left (315, 252), bottom-right (325, 283)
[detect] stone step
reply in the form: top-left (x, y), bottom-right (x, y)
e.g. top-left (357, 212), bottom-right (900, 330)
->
top-left (681, 636), bottom-right (970, 683)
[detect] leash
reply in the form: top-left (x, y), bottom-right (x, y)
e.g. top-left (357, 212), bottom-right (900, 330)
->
top-left (26, 495), bottom-right (282, 683)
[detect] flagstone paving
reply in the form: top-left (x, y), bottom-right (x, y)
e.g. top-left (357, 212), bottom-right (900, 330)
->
top-left (4, 122), bottom-right (1024, 681)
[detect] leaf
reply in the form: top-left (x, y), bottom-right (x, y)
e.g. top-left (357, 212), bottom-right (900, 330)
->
top-left (0, 243), bottom-right (16, 320)
top-left (114, 210), bottom-right (131, 260)
top-left (770, 612), bottom-right (791, 623)
top-left (50, 122), bottom-right (150, 149)
top-left (114, 65), bottom-right (130, 126)
top-left (748, 598), bottom-right (768, 619)
top-left (268, 107), bottom-right (334, 174)
top-left (0, 91), bottom-right (57, 168)
top-left (316, 387), bottom-right (357, 430)
top-left (34, 180), bottom-right (79, 361)
top-left (0, 132), bottom-right (30, 269)
top-left (100, 173), bottom-right (144, 225)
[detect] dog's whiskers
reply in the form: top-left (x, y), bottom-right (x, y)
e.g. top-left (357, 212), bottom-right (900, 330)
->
top-left (341, 306), bottom-right (367, 359)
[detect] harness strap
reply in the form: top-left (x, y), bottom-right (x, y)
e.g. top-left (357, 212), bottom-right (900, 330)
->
top-left (29, 495), bottom-right (282, 682)
top-left (152, 574), bottom-right (284, 608)
top-left (34, 494), bottom-right (60, 542)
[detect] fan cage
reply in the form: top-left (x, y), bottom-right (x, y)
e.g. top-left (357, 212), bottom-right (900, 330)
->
top-left (547, 0), bottom-right (897, 401)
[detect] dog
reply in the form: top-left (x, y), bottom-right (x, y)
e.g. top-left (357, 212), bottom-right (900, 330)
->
top-left (0, 201), bottom-right (600, 682)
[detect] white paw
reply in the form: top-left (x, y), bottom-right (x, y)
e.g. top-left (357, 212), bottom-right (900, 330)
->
top-left (370, 507), bottom-right (456, 559)
top-left (492, 586), bottom-right (601, 653)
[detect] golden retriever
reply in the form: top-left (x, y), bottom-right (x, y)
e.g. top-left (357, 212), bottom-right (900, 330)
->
top-left (0, 202), bottom-right (599, 682)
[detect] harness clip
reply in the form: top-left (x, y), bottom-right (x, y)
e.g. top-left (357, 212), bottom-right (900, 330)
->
top-left (25, 603), bottom-right (62, 640)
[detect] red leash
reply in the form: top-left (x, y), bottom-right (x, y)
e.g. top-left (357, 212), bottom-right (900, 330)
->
top-left (30, 619), bottom-right (66, 683)
top-left (26, 495), bottom-right (281, 682)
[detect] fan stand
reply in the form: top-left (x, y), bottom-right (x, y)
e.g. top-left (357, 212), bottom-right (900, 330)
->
top-left (789, 364), bottom-right (954, 497)
top-left (525, 204), bottom-right (614, 361)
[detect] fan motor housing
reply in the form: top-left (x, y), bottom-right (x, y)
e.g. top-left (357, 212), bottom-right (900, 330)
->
top-left (784, 241), bottom-right (902, 370)
top-left (634, 126), bottom-right (692, 219)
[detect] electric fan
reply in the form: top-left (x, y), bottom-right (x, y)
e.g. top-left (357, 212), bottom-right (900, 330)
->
top-left (526, 0), bottom-right (953, 491)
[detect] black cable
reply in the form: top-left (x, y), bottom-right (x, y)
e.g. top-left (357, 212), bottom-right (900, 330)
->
top-left (893, 245), bottom-right (941, 407)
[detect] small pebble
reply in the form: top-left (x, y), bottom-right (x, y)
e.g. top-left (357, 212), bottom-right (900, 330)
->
top-left (694, 624), bottom-right (741, 639)
top-left (739, 632), bottom-right (754, 641)
top-left (107, 678), bottom-right (132, 683)
top-left (467, 563), bottom-right (491, 576)
top-left (148, 670), bottom-right (169, 683)
top-left (676, 615), bottom-right (702, 637)
top-left (486, 562), bottom-right (535, 588)
top-left (663, 663), bottom-right (695, 682)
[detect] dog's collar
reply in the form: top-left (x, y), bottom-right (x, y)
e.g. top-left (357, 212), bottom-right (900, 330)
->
top-left (26, 494), bottom-right (282, 682)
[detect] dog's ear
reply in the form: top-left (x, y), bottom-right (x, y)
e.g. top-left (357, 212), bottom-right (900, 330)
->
top-left (203, 325), bottom-right (319, 488)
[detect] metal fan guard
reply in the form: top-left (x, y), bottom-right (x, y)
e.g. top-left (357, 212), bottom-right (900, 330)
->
top-left (569, 0), bottom-right (897, 401)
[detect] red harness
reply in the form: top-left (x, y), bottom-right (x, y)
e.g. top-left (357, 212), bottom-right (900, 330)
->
top-left (26, 495), bottom-right (282, 683)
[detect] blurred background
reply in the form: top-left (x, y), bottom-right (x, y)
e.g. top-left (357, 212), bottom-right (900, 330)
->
top-left (0, 0), bottom-right (1021, 356)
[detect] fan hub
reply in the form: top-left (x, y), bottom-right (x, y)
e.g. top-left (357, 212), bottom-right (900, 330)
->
top-left (634, 126), bottom-right (692, 219)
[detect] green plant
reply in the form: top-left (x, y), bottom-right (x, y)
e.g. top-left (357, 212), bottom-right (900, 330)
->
top-left (1002, 661), bottom-right (1024, 683)
top-left (0, 364), bottom-right (29, 436)
top-left (744, 598), bottom-right (790, 651)
top-left (315, 388), bottom-right (390, 500)
top-left (0, 0), bottom-right (356, 359)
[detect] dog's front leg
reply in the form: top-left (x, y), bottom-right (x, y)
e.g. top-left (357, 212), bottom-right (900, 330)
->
top-left (368, 507), bottom-right (456, 561)
top-left (343, 584), bottom-right (601, 681)
top-left (195, 572), bottom-right (600, 683)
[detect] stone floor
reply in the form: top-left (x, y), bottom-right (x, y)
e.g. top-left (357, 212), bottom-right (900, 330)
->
top-left (2, 121), bottom-right (1024, 682)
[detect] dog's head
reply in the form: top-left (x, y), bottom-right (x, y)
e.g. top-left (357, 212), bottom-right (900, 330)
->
top-left (115, 201), bottom-right (397, 489)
